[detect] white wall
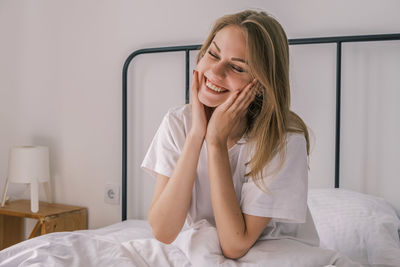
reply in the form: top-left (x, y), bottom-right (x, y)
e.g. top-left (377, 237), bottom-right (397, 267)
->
top-left (1, 0), bottom-right (399, 229)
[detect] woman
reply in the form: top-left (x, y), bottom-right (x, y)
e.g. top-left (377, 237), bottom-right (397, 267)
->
top-left (142, 10), bottom-right (319, 259)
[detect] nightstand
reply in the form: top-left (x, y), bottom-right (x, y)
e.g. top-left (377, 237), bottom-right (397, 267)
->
top-left (0, 199), bottom-right (87, 250)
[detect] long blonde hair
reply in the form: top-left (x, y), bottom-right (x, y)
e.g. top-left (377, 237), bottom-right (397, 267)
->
top-left (197, 10), bottom-right (310, 190)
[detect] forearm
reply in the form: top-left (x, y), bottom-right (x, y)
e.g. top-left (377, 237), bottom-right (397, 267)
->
top-left (148, 133), bottom-right (203, 243)
top-left (207, 142), bottom-right (248, 256)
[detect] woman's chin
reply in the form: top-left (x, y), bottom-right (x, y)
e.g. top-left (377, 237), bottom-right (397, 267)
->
top-left (198, 92), bottom-right (221, 108)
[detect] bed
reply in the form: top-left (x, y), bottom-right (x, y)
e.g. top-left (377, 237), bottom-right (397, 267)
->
top-left (1, 33), bottom-right (400, 267)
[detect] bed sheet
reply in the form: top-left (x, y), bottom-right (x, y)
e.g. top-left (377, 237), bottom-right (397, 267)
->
top-left (0, 219), bottom-right (361, 267)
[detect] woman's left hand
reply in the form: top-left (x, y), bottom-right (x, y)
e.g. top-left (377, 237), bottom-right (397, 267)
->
top-left (205, 79), bottom-right (258, 147)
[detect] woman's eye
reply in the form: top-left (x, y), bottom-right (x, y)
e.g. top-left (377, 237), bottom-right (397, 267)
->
top-left (207, 51), bottom-right (245, 73)
top-left (208, 51), bottom-right (219, 59)
top-left (231, 65), bottom-right (244, 73)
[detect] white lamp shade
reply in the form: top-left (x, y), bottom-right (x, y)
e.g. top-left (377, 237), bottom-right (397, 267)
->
top-left (8, 146), bottom-right (50, 183)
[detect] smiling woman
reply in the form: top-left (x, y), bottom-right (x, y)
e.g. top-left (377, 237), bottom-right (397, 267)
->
top-left (197, 25), bottom-right (253, 107)
top-left (142, 10), bottom-right (316, 260)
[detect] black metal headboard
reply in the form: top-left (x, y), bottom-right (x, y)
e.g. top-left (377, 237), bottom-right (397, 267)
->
top-left (122, 33), bottom-right (400, 221)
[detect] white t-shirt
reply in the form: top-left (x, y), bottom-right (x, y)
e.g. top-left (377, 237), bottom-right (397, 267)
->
top-left (141, 104), bottom-right (319, 246)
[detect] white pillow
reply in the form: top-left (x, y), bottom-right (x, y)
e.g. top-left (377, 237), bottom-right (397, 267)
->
top-left (308, 188), bottom-right (400, 267)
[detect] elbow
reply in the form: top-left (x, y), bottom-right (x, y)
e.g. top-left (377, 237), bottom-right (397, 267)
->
top-left (148, 215), bottom-right (178, 244)
top-left (219, 233), bottom-right (252, 259)
top-left (148, 210), bottom-right (185, 244)
top-left (151, 228), bottom-right (177, 244)
top-left (221, 244), bottom-right (249, 260)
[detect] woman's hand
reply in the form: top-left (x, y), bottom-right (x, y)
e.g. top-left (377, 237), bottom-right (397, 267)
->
top-left (189, 70), bottom-right (208, 140)
top-left (206, 79), bottom-right (258, 147)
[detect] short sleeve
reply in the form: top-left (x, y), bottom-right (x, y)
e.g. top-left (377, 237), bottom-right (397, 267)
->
top-left (141, 108), bottom-right (187, 178)
top-left (240, 134), bottom-right (308, 223)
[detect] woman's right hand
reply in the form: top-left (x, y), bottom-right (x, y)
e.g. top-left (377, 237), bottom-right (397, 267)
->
top-left (189, 70), bottom-right (207, 140)
top-left (149, 72), bottom-right (207, 242)
top-left (148, 70), bottom-right (207, 243)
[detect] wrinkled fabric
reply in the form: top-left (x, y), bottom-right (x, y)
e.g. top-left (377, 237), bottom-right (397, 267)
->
top-left (0, 219), bottom-right (361, 267)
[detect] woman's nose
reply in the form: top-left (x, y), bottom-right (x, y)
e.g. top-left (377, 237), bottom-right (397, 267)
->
top-left (211, 61), bottom-right (226, 78)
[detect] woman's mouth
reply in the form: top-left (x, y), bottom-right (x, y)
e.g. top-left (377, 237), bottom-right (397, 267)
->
top-left (205, 77), bottom-right (229, 94)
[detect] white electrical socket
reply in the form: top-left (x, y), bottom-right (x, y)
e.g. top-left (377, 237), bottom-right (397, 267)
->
top-left (104, 184), bottom-right (120, 205)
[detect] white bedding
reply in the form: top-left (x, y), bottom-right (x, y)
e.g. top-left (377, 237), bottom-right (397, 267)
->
top-left (2, 188), bottom-right (398, 266)
top-left (308, 188), bottom-right (400, 267)
top-left (0, 219), bottom-right (361, 267)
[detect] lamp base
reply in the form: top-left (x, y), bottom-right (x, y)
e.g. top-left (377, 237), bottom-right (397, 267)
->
top-left (0, 179), bottom-right (52, 212)
top-left (1, 178), bottom-right (10, 208)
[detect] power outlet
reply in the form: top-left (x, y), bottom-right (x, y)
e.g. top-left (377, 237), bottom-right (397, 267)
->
top-left (104, 184), bottom-right (120, 205)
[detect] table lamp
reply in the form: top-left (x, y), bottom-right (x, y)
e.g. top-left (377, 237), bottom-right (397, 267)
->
top-left (1, 146), bottom-right (52, 213)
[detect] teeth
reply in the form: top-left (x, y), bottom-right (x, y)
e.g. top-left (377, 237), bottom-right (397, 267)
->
top-left (206, 80), bottom-right (225, 93)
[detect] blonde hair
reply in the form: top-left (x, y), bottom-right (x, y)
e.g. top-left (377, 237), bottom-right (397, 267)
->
top-left (197, 10), bottom-right (310, 190)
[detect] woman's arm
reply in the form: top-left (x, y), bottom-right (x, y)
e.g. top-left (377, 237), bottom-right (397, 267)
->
top-left (207, 141), bottom-right (271, 259)
top-left (148, 134), bottom-right (203, 244)
top-left (148, 71), bottom-right (207, 244)
top-left (205, 80), bottom-right (270, 258)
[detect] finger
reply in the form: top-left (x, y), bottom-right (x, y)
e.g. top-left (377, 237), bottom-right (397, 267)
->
top-left (241, 84), bottom-right (259, 111)
top-left (216, 90), bottom-right (240, 112)
top-left (232, 81), bottom-right (260, 117)
top-left (191, 70), bottom-right (201, 103)
top-left (241, 89), bottom-right (257, 110)
top-left (191, 70), bottom-right (198, 90)
top-left (239, 79), bottom-right (257, 99)
top-left (254, 82), bottom-right (263, 96)
top-left (242, 82), bottom-right (259, 105)
top-left (228, 79), bottom-right (257, 113)
top-left (197, 70), bottom-right (204, 86)
top-left (235, 93), bottom-right (256, 116)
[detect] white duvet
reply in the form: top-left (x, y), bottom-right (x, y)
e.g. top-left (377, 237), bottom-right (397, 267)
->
top-left (0, 219), bottom-right (361, 267)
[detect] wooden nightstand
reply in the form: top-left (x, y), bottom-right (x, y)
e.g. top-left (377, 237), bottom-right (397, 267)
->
top-left (0, 199), bottom-right (87, 250)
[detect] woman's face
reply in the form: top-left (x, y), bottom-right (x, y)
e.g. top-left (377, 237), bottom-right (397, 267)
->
top-left (197, 25), bottom-right (253, 107)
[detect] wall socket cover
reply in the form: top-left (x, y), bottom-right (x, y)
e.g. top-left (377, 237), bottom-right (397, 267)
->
top-left (104, 184), bottom-right (120, 205)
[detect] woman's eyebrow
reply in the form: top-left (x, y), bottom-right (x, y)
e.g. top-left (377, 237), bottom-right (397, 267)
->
top-left (212, 41), bottom-right (247, 64)
top-left (232, 57), bottom-right (247, 64)
top-left (212, 41), bottom-right (221, 52)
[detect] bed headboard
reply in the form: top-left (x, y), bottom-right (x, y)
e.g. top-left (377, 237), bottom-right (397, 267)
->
top-left (122, 33), bottom-right (400, 221)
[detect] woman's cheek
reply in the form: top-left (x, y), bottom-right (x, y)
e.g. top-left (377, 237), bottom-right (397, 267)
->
top-left (231, 81), bottom-right (247, 93)
top-left (238, 78), bottom-right (253, 91)
top-left (196, 63), bottom-right (207, 76)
